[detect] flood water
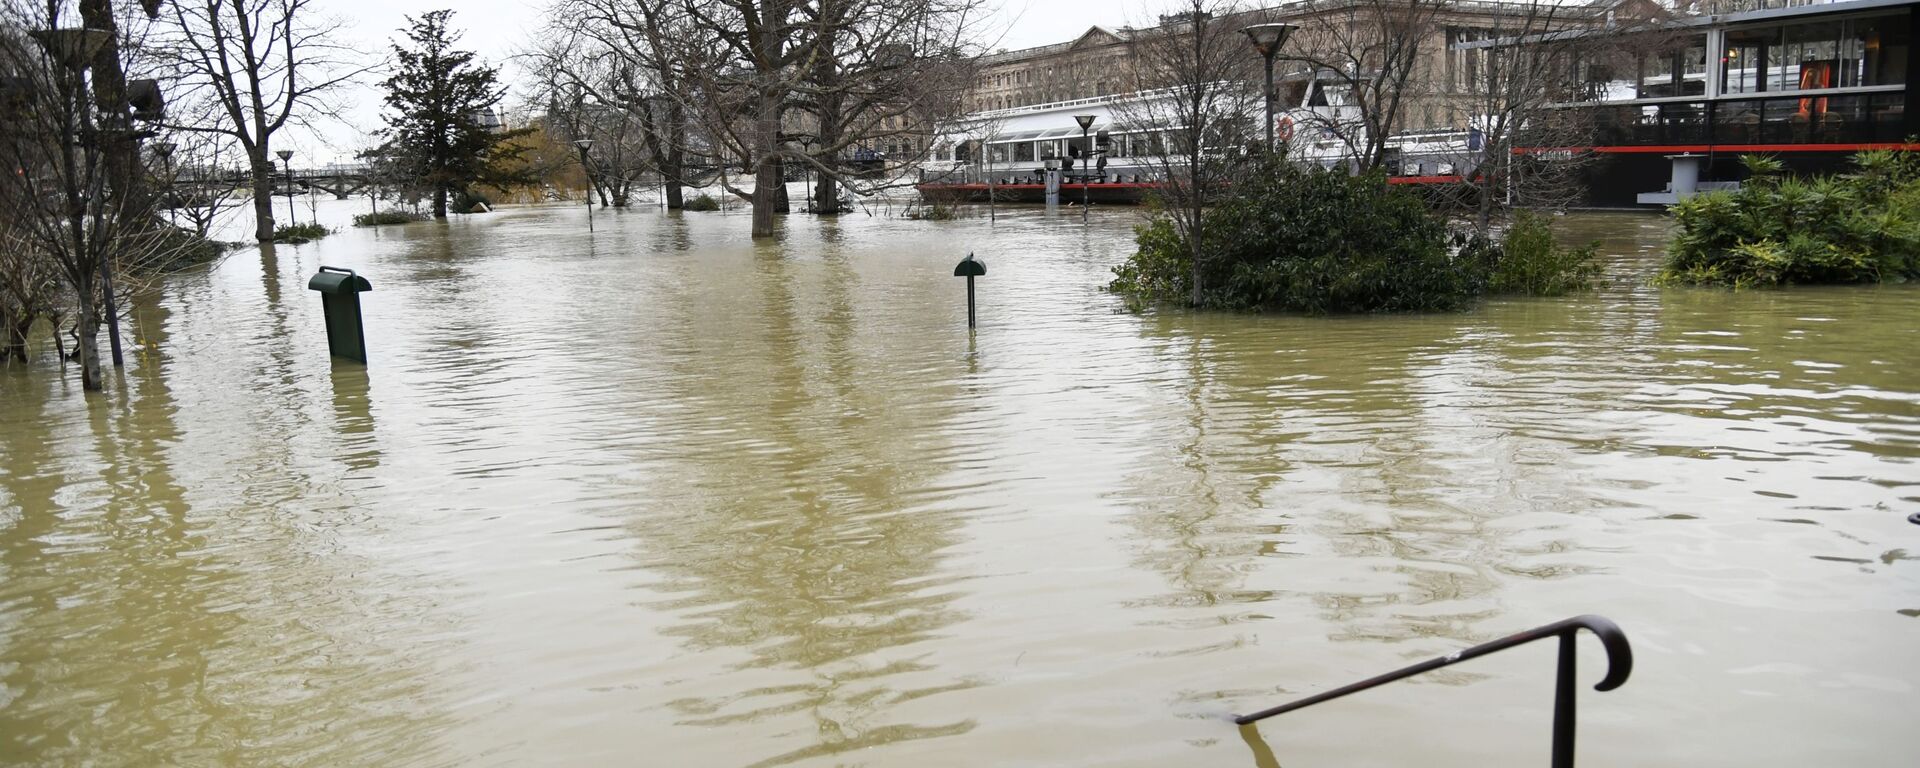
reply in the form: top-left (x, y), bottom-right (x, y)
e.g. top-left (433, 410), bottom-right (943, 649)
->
top-left (2, 199), bottom-right (1916, 767)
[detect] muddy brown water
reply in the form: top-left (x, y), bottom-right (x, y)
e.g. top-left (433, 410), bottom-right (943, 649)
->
top-left (2, 202), bottom-right (1915, 766)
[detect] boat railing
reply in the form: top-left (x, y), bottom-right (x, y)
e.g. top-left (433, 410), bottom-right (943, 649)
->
top-left (918, 165), bottom-right (1169, 185)
top-left (1236, 614), bottom-right (1633, 768)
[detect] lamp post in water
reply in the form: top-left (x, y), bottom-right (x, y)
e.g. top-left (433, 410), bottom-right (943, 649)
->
top-left (1241, 23), bottom-right (1297, 154)
top-left (275, 149), bottom-right (296, 226)
top-left (573, 138), bottom-right (595, 232)
top-left (1073, 114), bottom-right (1095, 222)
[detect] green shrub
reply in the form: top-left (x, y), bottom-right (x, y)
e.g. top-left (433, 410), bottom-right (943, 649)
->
top-left (1661, 151), bottom-right (1920, 287)
top-left (272, 222), bottom-right (331, 244)
top-left (1477, 212), bottom-right (1601, 296)
top-left (1111, 160), bottom-right (1475, 313)
top-left (352, 210), bottom-right (426, 227)
top-left (683, 193), bottom-right (720, 211)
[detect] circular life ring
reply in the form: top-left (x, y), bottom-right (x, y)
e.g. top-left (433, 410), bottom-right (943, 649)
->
top-left (1276, 116), bottom-right (1295, 142)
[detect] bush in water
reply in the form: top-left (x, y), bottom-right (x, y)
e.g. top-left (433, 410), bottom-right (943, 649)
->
top-left (352, 210), bottom-right (426, 227)
top-left (1662, 151), bottom-right (1920, 288)
top-left (1109, 159), bottom-right (1600, 313)
top-left (271, 222), bottom-right (331, 244)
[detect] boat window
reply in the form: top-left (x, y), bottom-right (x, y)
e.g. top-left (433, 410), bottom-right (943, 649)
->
top-left (1723, 14), bottom-right (1908, 95)
top-left (1637, 34), bottom-right (1707, 99)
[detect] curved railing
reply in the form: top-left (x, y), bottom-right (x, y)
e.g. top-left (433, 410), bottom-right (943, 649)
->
top-left (1236, 615), bottom-right (1633, 768)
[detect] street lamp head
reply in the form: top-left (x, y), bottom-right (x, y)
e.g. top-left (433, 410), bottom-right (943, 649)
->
top-left (28, 28), bottom-right (113, 71)
top-left (275, 149), bottom-right (293, 162)
top-left (1073, 114), bottom-right (1097, 130)
top-left (151, 141), bottom-right (175, 159)
top-left (1242, 23), bottom-right (1296, 58)
top-left (572, 138), bottom-right (594, 150)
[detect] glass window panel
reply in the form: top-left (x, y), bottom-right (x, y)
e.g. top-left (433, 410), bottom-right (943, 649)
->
top-left (1723, 27), bottom-right (1772, 95)
top-left (1639, 35), bottom-right (1707, 98)
top-left (1871, 92), bottom-right (1906, 141)
top-left (1716, 99), bottom-right (1763, 143)
top-left (1773, 20), bottom-right (1844, 92)
top-left (1858, 14), bottom-right (1909, 86)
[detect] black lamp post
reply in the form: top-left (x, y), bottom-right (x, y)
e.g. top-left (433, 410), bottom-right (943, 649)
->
top-left (152, 140), bottom-right (175, 210)
top-left (275, 148), bottom-right (295, 226)
top-left (1242, 23), bottom-right (1297, 154)
top-left (1074, 114), bottom-right (1095, 222)
top-left (796, 134), bottom-right (816, 213)
top-left (573, 138), bottom-right (595, 232)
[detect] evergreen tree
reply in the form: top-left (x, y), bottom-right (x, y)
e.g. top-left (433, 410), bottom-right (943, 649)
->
top-left (380, 10), bottom-right (533, 218)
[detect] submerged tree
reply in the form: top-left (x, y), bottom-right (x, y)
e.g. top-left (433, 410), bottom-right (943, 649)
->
top-left (1113, 0), bottom-right (1259, 306)
top-left (158, 0), bottom-right (366, 242)
top-left (1280, 0), bottom-right (1450, 173)
top-left (552, 0), bottom-right (984, 238)
top-left (0, 2), bottom-right (175, 389)
top-left (379, 9), bottom-right (533, 218)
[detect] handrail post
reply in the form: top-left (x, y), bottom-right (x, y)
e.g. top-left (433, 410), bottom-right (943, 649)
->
top-left (1552, 631), bottom-right (1576, 768)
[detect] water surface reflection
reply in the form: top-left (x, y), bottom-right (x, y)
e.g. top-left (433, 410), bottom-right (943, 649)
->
top-left (0, 202), bottom-right (1913, 767)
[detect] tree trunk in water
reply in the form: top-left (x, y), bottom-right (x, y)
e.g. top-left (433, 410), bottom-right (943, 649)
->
top-left (751, 160), bottom-right (780, 238)
top-left (1188, 212), bottom-right (1204, 306)
top-left (664, 181), bottom-right (684, 210)
top-left (773, 163), bottom-right (789, 214)
top-left (749, 94), bottom-right (781, 239)
top-left (250, 151), bottom-right (277, 242)
top-left (75, 292), bottom-right (102, 392)
top-left (3, 317), bottom-right (28, 363)
top-left (434, 185), bottom-right (449, 218)
top-left (815, 174), bottom-right (838, 216)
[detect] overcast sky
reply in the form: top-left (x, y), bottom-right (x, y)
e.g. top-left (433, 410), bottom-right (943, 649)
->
top-left (296, 0), bottom-right (1193, 162)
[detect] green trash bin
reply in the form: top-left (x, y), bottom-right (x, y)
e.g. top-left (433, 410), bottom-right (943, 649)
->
top-left (307, 266), bottom-right (372, 363)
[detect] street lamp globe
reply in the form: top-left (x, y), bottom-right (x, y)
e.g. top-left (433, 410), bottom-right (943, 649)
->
top-left (276, 149), bottom-right (292, 162)
top-left (1241, 23), bottom-right (1296, 58)
top-left (1073, 114), bottom-right (1096, 131)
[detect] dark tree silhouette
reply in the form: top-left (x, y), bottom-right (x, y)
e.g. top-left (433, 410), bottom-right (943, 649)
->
top-left (379, 10), bottom-right (532, 218)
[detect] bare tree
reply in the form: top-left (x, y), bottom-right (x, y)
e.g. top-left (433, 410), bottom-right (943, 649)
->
top-left (157, 0), bottom-right (367, 242)
top-left (561, 0), bottom-right (982, 237)
top-left (0, 2), bottom-right (170, 389)
top-left (1114, 0), bottom-right (1259, 305)
top-left (0, 214), bottom-right (65, 364)
top-left (524, 29), bottom-right (658, 208)
top-left (539, 0), bottom-right (731, 211)
top-left (786, 0), bottom-right (983, 217)
top-left (1281, 0), bottom-right (1451, 172)
top-left (153, 128), bottom-right (248, 238)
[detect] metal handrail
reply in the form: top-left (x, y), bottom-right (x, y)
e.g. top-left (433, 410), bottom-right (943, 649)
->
top-left (1235, 614), bottom-right (1633, 768)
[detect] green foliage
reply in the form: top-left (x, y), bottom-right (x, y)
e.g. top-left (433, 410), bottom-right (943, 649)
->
top-left (1662, 151), bottom-right (1920, 287)
top-left (377, 10), bottom-right (536, 216)
top-left (1475, 212), bottom-right (1602, 296)
top-left (1110, 160), bottom-right (1465, 313)
top-left (682, 194), bottom-right (720, 211)
top-left (272, 223), bottom-right (331, 244)
top-left (1107, 216), bottom-right (1195, 309)
top-left (352, 210), bottom-right (427, 227)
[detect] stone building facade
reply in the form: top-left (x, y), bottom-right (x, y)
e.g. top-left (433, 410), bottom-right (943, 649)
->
top-left (960, 1), bottom-right (1612, 135)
